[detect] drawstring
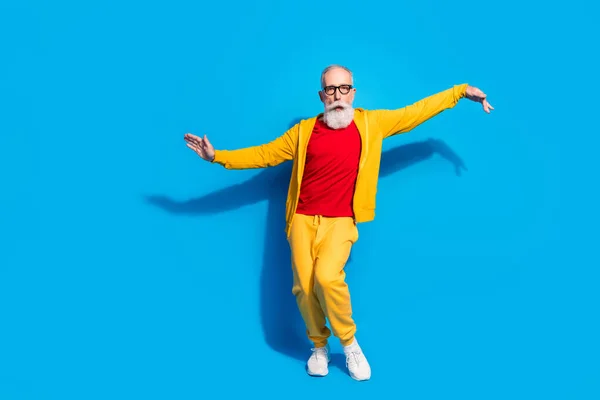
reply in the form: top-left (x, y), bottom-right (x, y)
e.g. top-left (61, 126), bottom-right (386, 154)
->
top-left (313, 215), bottom-right (321, 226)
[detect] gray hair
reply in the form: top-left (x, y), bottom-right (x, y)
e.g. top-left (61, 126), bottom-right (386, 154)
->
top-left (320, 64), bottom-right (353, 88)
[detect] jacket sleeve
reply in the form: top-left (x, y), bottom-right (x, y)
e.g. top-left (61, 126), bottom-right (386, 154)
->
top-left (371, 84), bottom-right (469, 139)
top-left (211, 124), bottom-right (299, 169)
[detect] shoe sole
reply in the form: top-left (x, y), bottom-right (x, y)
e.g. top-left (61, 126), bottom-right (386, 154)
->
top-left (306, 359), bottom-right (330, 377)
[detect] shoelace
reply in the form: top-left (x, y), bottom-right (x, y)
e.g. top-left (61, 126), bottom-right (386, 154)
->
top-left (345, 350), bottom-right (362, 368)
top-left (310, 348), bottom-right (328, 361)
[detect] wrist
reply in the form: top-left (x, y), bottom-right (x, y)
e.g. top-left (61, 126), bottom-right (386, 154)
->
top-left (462, 83), bottom-right (470, 98)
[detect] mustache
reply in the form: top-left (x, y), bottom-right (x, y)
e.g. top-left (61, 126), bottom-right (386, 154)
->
top-left (325, 101), bottom-right (351, 111)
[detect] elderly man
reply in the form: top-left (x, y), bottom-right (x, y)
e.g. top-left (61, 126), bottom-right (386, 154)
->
top-left (184, 65), bottom-right (493, 381)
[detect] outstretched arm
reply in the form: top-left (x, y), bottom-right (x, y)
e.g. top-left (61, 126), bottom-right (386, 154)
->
top-left (372, 84), bottom-right (493, 139)
top-left (184, 124), bottom-right (299, 169)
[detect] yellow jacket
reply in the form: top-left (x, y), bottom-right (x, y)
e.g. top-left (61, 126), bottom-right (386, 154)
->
top-left (212, 84), bottom-right (468, 236)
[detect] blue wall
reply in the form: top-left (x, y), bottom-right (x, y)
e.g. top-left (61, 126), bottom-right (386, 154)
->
top-left (2, 0), bottom-right (599, 399)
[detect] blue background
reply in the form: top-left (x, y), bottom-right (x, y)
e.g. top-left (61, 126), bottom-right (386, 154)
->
top-left (1, 0), bottom-right (599, 398)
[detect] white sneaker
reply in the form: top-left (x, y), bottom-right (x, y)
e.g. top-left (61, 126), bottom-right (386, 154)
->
top-left (343, 339), bottom-right (371, 381)
top-left (306, 344), bottom-right (330, 376)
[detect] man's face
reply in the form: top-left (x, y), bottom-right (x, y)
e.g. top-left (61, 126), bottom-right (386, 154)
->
top-left (319, 68), bottom-right (356, 109)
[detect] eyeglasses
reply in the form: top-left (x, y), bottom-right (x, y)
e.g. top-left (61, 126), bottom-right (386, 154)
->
top-left (322, 84), bottom-right (353, 96)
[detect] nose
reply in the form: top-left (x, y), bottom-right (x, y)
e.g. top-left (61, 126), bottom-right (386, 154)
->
top-left (333, 88), bottom-right (342, 101)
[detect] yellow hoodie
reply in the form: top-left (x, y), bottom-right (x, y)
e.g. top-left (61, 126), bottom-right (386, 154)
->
top-left (212, 84), bottom-right (468, 236)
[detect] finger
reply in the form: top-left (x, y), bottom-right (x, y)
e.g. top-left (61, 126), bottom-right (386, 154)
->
top-left (187, 143), bottom-right (205, 154)
top-left (186, 143), bottom-right (200, 152)
top-left (185, 133), bottom-right (204, 145)
top-left (184, 135), bottom-right (199, 145)
top-left (186, 136), bottom-right (203, 147)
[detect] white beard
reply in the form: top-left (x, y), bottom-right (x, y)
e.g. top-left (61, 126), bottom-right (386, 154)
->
top-left (322, 100), bottom-right (355, 129)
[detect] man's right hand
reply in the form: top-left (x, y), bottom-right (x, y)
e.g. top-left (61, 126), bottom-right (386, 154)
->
top-left (184, 133), bottom-right (215, 162)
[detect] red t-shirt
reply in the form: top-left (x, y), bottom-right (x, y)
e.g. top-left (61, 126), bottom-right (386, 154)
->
top-left (295, 118), bottom-right (362, 217)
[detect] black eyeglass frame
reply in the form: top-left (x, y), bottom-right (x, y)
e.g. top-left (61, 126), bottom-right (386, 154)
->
top-left (321, 84), bottom-right (354, 96)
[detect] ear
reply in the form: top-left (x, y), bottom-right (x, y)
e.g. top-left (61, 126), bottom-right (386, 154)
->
top-left (318, 90), bottom-right (325, 103)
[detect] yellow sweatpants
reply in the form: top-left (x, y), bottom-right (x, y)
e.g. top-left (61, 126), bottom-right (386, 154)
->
top-left (287, 213), bottom-right (359, 348)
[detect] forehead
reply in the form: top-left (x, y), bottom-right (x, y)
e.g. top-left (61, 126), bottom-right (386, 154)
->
top-left (322, 68), bottom-right (352, 86)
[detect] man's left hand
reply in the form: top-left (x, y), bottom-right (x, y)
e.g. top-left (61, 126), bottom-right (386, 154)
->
top-left (466, 86), bottom-right (494, 114)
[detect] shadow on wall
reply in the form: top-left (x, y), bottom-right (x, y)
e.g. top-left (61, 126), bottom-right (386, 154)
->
top-left (145, 118), bottom-right (467, 363)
